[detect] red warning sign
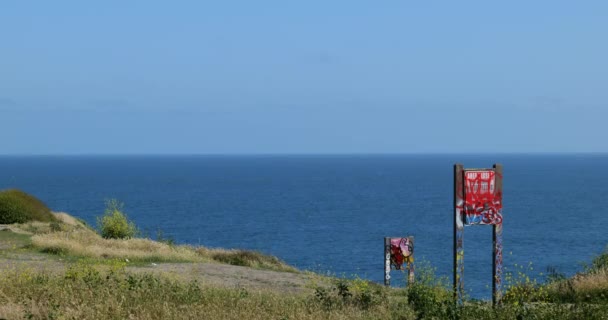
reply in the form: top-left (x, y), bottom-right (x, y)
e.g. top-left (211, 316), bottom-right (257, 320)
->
top-left (463, 170), bottom-right (502, 225)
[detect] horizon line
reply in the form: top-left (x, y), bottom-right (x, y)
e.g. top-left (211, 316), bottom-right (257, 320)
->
top-left (1, 152), bottom-right (608, 157)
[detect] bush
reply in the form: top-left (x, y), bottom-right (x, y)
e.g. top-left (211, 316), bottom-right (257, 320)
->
top-left (97, 199), bottom-right (138, 239)
top-left (404, 260), bottom-right (454, 319)
top-left (0, 189), bottom-right (56, 224)
top-left (312, 278), bottom-right (385, 311)
top-left (503, 262), bottom-right (548, 304)
top-left (589, 247), bottom-right (608, 272)
top-left (209, 249), bottom-right (296, 272)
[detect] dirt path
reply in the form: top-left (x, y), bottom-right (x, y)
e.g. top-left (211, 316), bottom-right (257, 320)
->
top-left (0, 231), bottom-right (315, 294)
top-left (131, 262), bottom-right (312, 293)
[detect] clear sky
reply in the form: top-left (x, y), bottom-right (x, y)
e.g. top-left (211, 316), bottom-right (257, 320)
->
top-left (1, 1), bottom-right (607, 154)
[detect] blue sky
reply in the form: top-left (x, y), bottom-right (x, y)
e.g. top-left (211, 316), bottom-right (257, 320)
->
top-left (1, 1), bottom-right (607, 154)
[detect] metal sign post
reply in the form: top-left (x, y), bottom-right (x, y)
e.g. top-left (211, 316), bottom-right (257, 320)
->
top-left (454, 163), bottom-right (503, 306)
top-left (454, 164), bottom-right (465, 304)
top-left (384, 237), bottom-right (391, 286)
top-left (384, 236), bottom-right (414, 287)
top-left (492, 164), bottom-right (503, 306)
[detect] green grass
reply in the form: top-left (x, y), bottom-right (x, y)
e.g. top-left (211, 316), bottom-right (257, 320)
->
top-left (0, 230), bottom-right (32, 249)
top-left (589, 248), bottom-right (608, 272)
top-left (0, 189), bottom-right (56, 224)
top-left (209, 249), bottom-right (298, 273)
top-left (3, 208), bottom-right (608, 319)
top-left (1, 262), bottom-right (607, 320)
top-left (0, 263), bottom-right (408, 320)
top-left (3, 222), bottom-right (608, 319)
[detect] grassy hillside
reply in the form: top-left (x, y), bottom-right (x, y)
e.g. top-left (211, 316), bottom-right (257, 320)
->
top-left (8, 211), bottom-right (296, 272)
top-left (1, 211), bottom-right (608, 319)
top-left (0, 189), bottom-right (56, 224)
top-left (1, 255), bottom-right (607, 320)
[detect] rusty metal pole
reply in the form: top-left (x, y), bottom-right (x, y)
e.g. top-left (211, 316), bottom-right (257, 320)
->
top-left (493, 164), bottom-right (503, 306)
top-left (454, 164), bottom-right (465, 305)
top-left (384, 237), bottom-right (391, 286)
top-left (408, 236), bottom-right (415, 285)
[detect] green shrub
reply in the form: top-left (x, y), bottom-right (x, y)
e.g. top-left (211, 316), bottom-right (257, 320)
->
top-left (503, 262), bottom-right (549, 305)
top-left (0, 189), bottom-right (56, 224)
top-left (41, 246), bottom-right (69, 256)
top-left (155, 228), bottom-right (175, 246)
top-left (97, 199), bottom-right (138, 239)
top-left (312, 278), bottom-right (386, 312)
top-left (404, 260), bottom-right (454, 319)
top-left (589, 247), bottom-right (608, 272)
top-left (210, 249), bottom-right (296, 272)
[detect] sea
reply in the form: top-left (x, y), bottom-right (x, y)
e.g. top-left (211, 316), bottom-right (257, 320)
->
top-left (1, 154), bottom-right (607, 299)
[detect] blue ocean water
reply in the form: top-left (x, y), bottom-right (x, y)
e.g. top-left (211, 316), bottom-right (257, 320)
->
top-left (1, 154), bottom-right (607, 298)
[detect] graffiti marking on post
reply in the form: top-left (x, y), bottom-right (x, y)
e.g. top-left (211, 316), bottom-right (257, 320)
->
top-left (384, 236), bottom-right (415, 286)
top-left (454, 164), bottom-right (503, 307)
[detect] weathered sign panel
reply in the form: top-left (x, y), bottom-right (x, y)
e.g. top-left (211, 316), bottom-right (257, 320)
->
top-left (384, 236), bottom-right (414, 286)
top-left (454, 164), bottom-right (503, 307)
top-left (463, 170), bottom-right (503, 225)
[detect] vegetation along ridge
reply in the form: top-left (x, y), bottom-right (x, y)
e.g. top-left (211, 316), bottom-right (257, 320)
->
top-left (1, 189), bottom-right (608, 319)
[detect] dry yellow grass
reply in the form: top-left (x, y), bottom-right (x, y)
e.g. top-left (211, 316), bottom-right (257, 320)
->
top-left (11, 212), bottom-right (87, 235)
top-left (17, 211), bottom-right (189, 260)
top-left (547, 268), bottom-right (608, 295)
top-left (32, 228), bottom-right (206, 262)
top-left (32, 229), bottom-right (297, 271)
top-left (10, 221), bottom-right (54, 235)
top-left (571, 269), bottom-right (608, 292)
top-left (20, 212), bottom-right (296, 271)
top-left (53, 211), bottom-right (82, 226)
top-left (0, 302), bottom-right (22, 320)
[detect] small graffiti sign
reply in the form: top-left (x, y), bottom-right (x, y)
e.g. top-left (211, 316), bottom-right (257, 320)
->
top-left (390, 237), bottom-right (414, 270)
top-left (384, 237), bottom-right (414, 286)
top-left (463, 170), bottom-right (502, 225)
